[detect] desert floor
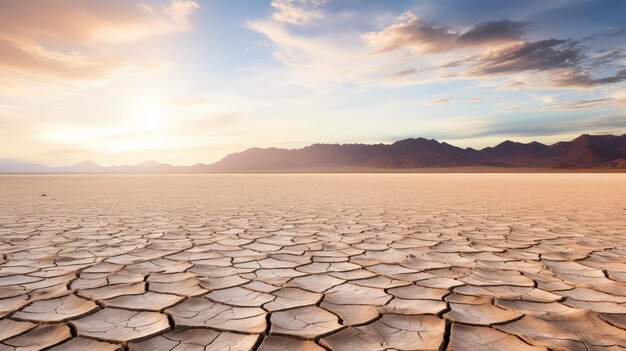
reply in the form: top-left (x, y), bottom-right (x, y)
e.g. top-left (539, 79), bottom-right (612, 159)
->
top-left (0, 174), bottom-right (624, 350)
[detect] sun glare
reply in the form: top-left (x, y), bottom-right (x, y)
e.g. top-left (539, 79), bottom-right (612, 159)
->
top-left (131, 100), bottom-right (168, 131)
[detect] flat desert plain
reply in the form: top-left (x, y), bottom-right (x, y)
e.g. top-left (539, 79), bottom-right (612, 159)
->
top-left (0, 174), bottom-right (625, 351)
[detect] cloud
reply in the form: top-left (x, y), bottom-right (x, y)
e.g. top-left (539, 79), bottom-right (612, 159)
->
top-left (362, 12), bottom-right (457, 53)
top-left (471, 39), bottom-right (581, 75)
top-left (248, 9), bottom-right (476, 91)
top-left (589, 49), bottom-right (626, 67)
top-left (427, 97), bottom-right (451, 105)
top-left (553, 68), bottom-right (626, 87)
top-left (0, 0), bottom-right (199, 91)
top-left (544, 97), bottom-right (626, 110)
top-left (360, 12), bottom-right (626, 88)
top-left (271, 0), bottom-right (323, 25)
top-left (0, 0), bottom-right (199, 45)
top-left (0, 38), bottom-right (126, 80)
top-left (457, 20), bottom-right (525, 45)
top-left (387, 68), bottom-right (420, 78)
top-left (583, 25), bottom-right (625, 41)
top-left (248, 4), bottom-right (626, 99)
top-left (246, 19), bottom-right (369, 90)
top-left (364, 13), bottom-right (590, 83)
top-left (606, 26), bottom-right (625, 37)
top-left (469, 40), bottom-right (626, 87)
top-left (471, 114), bottom-right (626, 138)
top-left (362, 12), bottom-right (524, 53)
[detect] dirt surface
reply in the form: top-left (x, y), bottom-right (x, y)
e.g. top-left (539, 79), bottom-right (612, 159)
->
top-left (0, 174), bottom-right (624, 350)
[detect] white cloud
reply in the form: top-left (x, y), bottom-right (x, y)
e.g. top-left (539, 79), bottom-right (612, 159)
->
top-left (271, 0), bottom-right (324, 25)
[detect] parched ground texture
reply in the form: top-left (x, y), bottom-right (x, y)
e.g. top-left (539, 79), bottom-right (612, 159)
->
top-left (0, 174), bottom-right (625, 351)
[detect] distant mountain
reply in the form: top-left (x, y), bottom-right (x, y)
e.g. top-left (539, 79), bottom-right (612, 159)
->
top-left (535, 134), bottom-right (626, 167)
top-left (209, 134), bottom-right (626, 170)
top-left (0, 159), bottom-right (212, 174)
top-left (0, 159), bottom-right (53, 173)
top-left (1, 134), bottom-right (625, 173)
top-left (467, 140), bottom-right (549, 166)
top-left (209, 137), bottom-right (484, 170)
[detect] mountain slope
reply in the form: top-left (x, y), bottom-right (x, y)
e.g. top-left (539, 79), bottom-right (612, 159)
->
top-left (1, 134), bottom-right (625, 173)
top-left (0, 159), bottom-right (53, 173)
top-left (210, 138), bottom-right (484, 170)
top-left (469, 140), bottom-right (548, 166)
top-left (535, 134), bottom-right (626, 167)
top-left (209, 134), bottom-right (626, 170)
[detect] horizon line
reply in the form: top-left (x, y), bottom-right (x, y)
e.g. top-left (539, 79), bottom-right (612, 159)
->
top-left (2, 132), bottom-right (623, 169)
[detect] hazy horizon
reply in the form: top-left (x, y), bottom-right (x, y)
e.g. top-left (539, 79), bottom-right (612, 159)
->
top-left (2, 131), bottom-right (624, 169)
top-left (1, 0), bottom-right (626, 166)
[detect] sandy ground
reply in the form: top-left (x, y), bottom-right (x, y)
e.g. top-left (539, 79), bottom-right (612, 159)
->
top-left (0, 174), bottom-right (624, 350)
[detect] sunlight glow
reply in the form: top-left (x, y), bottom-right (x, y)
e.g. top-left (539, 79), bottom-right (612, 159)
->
top-left (131, 100), bottom-right (169, 131)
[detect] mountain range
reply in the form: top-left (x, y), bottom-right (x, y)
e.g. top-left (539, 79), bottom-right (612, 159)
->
top-left (1, 134), bottom-right (625, 173)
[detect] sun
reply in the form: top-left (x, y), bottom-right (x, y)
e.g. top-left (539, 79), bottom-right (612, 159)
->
top-left (131, 100), bottom-right (168, 131)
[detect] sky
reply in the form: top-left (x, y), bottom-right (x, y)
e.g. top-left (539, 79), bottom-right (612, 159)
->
top-left (0, 0), bottom-right (625, 166)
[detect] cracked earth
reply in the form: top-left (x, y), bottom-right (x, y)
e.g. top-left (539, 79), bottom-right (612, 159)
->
top-left (0, 174), bottom-right (625, 350)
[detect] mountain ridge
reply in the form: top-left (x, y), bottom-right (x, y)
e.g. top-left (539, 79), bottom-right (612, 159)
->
top-left (2, 134), bottom-right (625, 173)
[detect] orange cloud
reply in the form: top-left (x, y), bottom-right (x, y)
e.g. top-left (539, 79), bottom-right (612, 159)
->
top-left (0, 38), bottom-right (124, 80)
top-left (362, 12), bottom-right (524, 54)
top-left (0, 0), bottom-right (199, 44)
top-left (0, 0), bottom-right (199, 90)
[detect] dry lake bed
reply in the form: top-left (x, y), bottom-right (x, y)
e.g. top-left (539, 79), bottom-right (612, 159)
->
top-left (0, 174), bottom-right (625, 350)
